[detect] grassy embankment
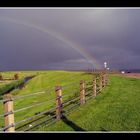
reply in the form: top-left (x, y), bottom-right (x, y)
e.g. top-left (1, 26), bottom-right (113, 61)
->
top-left (1, 71), bottom-right (140, 131)
top-left (0, 71), bottom-right (94, 130)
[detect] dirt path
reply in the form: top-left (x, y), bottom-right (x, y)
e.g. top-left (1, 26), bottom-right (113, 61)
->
top-left (113, 73), bottom-right (140, 79)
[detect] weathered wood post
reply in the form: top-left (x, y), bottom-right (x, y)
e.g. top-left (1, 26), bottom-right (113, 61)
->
top-left (55, 86), bottom-right (62, 120)
top-left (99, 74), bottom-right (103, 91)
top-left (102, 74), bottom-right (106, 87)
top-left (80, 80), bottom-right (85, 105)
top-left (105, 73), bottom-right (108, 86)
top-left (92, 79), bottom-right (96, 97)
top-left (3, 93), bottom-right (15, 132)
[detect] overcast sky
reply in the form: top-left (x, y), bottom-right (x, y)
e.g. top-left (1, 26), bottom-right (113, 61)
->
top-left (0, 8), bottom-right (140, 71)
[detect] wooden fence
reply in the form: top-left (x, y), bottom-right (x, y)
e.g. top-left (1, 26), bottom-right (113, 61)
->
top-left (0, 72), bottom-right (108, 132)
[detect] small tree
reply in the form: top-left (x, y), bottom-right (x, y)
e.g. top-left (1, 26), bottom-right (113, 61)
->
top-left (0, 73), bottom-right (3, 80)
top-left (14, 73), bottom-right (19, 80)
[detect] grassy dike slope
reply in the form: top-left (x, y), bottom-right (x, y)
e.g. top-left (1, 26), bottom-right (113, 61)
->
top-left (0, 71), bottom-right (93, 129)
top-left (40, 75), bottom-right (140, 131)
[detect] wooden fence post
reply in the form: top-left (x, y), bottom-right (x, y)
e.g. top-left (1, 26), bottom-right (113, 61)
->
top-left (3, 93), bottom-right (15, 132)
top-left (105, 73), bottom-right (108, 86)
top-left (92, 79), bottom-right (96, 97)
top-left (102, 74), bottom-right (105, 87)
top-left (55, 86), bottom-right (62, 120)
top-left (80, 80), bottom-right (85, 105)
top-left (104, 68), bottom-right (109, 86)
top-left (99, 74), bottom-right (103, 91)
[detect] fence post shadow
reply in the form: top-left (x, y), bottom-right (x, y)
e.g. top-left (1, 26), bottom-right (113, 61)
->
top-left (61, 115), bottom-right (86, 131)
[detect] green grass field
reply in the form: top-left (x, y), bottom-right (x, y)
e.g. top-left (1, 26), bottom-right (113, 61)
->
top-left (39, 75), bottom-right (140, 131)
top-left (0, 71), bottom-right (140, 131)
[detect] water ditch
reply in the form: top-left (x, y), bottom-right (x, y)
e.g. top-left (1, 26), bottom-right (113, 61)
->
top-left (0, 75), bottom-right (36, 98)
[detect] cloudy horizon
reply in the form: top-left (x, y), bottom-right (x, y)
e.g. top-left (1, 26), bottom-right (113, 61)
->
top-left (0, 8), bottom-right (140, 71)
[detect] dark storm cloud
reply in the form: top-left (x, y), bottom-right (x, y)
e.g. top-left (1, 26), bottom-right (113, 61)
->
top-left (0, 8), bottom-right (140, 70)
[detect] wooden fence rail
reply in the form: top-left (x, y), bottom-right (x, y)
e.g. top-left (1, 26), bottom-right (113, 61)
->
top-left (1, 72), bottom-right (108, 132)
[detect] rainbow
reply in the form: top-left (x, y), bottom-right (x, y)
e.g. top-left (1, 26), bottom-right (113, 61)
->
top-left (0, 17), bottom-right (102, 69)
